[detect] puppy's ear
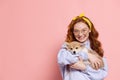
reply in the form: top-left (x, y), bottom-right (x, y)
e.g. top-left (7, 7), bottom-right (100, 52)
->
top-left (65, 42), bottom-right (70, 48)
top-left (80, 44), bottom-right (85, 48)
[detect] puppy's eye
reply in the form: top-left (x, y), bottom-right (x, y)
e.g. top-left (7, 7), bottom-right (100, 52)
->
top-left (76, 47), bottom-right (78, 49)
top-left (70, 48), bottom-right (73, 50)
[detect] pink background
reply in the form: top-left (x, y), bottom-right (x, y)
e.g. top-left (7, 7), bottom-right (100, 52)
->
top-left (0, 0), bottom-right (120, 80)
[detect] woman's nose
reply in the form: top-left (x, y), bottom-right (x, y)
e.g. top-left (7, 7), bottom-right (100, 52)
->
top-left (78, 32), bottom-right (83, 36)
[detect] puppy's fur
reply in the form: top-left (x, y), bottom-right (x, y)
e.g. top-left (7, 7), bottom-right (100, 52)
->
top-left (65, 41), bottom-right (104, 71)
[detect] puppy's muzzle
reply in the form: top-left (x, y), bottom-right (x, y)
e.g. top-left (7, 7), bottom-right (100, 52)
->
top-left (73, 51), bottom-right (76, 55)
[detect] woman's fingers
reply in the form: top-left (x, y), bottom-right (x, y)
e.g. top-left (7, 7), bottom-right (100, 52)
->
top-left (70, 65), bottom-right (75, 68)
top-left (94, 59), bottom-right (103, 70)
top-left (70, 62), bottom-right (80, 70)
top-left (90, 58), bottom-right (101, 70)
top-left (70, 62), bottom-right (78, 68)
top-left (91, 63), bottom-right (95, 69)
top-left (91, 62), bottom-right (98, 70)
top-left (95, 62), bottom-right (100, 70)
top-left (97, 61), bottom-right (101, 68)
top-left (96, 57), bottom-right (104, 68)
top-left (70, 58), bottom-right (86, 70)
top-left (88, 50), bottom-right (104, 69)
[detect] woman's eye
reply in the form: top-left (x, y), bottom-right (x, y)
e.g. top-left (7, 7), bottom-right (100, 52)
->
top-left (74, 30), bottom-right (79, 32)
top-left (82, 29), bottom-right (86, 32)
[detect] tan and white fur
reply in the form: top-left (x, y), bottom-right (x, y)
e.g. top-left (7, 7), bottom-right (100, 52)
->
top-left (65, 41), bottom-right (104, 70)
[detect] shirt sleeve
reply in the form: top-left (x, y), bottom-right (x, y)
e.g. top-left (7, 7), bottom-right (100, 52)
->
top-left (57, 43), bottom-right (79, 66)
top-left (82, 57), bottom-right (108, 80)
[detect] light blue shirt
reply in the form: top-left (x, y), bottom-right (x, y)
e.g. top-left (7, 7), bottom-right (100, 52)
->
top-left (57, 40), bottom-right (108, 80)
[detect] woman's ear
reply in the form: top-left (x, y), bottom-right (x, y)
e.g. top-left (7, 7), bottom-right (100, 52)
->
top-left (89, 30), bottom-right (91, 33)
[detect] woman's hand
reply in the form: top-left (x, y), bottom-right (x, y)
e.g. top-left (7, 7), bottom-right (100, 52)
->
top-left (69, 57), bottom-right (86, 71)
top-left (88, 50), bottom-right (103, 70)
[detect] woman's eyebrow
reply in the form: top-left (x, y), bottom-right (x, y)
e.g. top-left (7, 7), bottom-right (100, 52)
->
top-left (84, 27), bottom-right (88, 29)
top-left (74, 27), bottom-right (88, 30)
top-left (82, 28), bottom-right (88, 30)
top-left (74, 29), bottom-right (79, 30)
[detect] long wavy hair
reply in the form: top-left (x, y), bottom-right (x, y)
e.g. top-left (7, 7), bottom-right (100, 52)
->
top-left (65, 16), bottom-right (104, 57)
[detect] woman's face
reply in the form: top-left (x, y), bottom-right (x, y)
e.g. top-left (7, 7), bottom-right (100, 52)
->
top-left (73, 22), bottom-right (91, 43)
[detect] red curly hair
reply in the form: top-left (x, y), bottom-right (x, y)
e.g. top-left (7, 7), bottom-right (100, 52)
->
top-left (65, 16), bottom-right (104, 57)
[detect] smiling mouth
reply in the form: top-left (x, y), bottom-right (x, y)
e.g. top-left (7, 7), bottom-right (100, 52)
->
top-left (78, 36), bottom-right (85, 40)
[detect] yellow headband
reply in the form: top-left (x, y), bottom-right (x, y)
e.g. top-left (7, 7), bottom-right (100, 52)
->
top-left (72, 13), bottom-right (92, 30)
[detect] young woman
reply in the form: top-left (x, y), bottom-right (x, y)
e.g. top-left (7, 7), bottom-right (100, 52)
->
top-left (57, 14), bottom-right (108, 80)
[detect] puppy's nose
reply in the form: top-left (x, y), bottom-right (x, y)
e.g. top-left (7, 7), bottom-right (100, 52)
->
top-left (73, 51), bottom-right (76, 54)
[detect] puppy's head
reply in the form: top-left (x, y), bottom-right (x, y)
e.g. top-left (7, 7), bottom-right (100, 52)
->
top-left (66, 41), bottom-right (85, 55)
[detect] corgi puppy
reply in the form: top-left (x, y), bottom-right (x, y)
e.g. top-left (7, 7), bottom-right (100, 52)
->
top-left (65, 41), bottom-right (104, 70)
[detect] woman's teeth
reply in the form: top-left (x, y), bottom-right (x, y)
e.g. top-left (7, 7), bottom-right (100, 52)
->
top-left (79, 36), bottom-right (85, 39)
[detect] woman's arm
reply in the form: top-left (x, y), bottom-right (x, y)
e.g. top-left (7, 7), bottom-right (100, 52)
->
top-left (87, 49), bottom-right (104, 70)
top-left (70, 50), bottom-right (103, 70)
top-left (70, 56), bottom-right (87, 71)
top-left (82, 57), bottom-right (108, 80)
